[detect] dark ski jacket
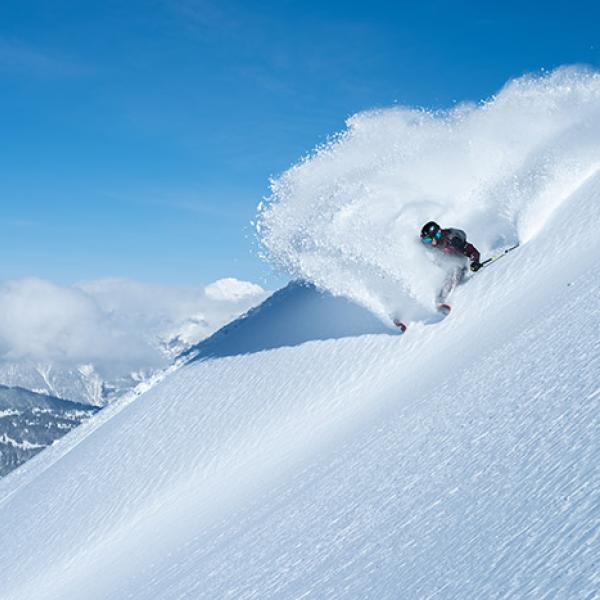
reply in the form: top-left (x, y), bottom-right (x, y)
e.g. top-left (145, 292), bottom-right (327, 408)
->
top-left (435, 228), bottom-right (481, 264)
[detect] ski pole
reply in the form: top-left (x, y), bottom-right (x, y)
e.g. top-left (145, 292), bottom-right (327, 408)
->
top-left (480, 243), bottom-right (520, 268)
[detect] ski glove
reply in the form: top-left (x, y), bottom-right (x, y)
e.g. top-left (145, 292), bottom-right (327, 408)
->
top-left (470, 261), bottom-right (482, 272)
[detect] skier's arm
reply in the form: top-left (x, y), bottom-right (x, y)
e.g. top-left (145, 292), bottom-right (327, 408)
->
top-left (464, 243), bottom-right (481, 265)
top-left (448, 230), bottom-right (479, 261)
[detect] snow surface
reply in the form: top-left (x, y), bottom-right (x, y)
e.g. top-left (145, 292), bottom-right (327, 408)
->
top-left (1, 68), bottom-right (600, 599)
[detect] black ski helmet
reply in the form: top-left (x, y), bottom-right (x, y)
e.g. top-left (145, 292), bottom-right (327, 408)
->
top-left (421, 221), bottom-right (441, 239)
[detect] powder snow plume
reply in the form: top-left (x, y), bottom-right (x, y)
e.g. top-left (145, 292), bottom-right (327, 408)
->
top-left (257, 67), bottom-right (600, 322)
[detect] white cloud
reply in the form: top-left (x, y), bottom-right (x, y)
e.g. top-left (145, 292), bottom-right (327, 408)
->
top-left (0, 277), bottom-right (268, 378)
top-left (0, 278), bottom-right (149, 368)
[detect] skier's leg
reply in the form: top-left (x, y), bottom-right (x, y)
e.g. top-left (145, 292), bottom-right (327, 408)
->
top-left (436, 276), bottom-right (454, 304)
top-left (454, 264), bottom-right (468, 286)
top-left (437, 264), bottom-right (466, 304)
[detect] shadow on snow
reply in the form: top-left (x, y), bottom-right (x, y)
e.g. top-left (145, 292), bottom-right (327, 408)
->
top-left (184, 281), bottom-right (393, 362)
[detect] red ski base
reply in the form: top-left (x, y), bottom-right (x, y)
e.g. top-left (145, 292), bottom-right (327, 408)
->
top-left (437, 303), bottom-right (452, 315)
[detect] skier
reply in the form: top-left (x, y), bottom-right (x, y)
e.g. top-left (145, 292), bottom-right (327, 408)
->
top-left (421, 221), bottom-right (482, 311)
top-left (394, 223), bottom-right (515, 331)
top-left (420, 221), bottom-right (482, 271)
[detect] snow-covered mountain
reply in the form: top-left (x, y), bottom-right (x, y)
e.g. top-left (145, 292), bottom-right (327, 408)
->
top-left (0, 277), bottom-right (268, 405)
top-left (0, 385), bottom-right (98, 477)
top-left (0, 68), bottom-right (599, 598)
top-left (183, 279), bottom-right (390, 362)
top-left (0, 277), bottom-right (267, 477)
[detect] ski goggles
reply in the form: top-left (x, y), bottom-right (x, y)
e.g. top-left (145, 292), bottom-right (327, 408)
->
top-left (421, 230), bottom-right (441, 244)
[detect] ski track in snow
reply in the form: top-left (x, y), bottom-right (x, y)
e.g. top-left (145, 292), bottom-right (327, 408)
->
top-left (1, 71), bottom-right (600, 599)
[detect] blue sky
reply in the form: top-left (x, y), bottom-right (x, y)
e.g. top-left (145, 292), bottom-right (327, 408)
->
top-left (1, 0), bottom-right (599, 286)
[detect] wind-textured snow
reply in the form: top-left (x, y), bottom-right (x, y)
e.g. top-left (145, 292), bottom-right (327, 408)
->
top-left (0, 67), bottom-right (599, 599)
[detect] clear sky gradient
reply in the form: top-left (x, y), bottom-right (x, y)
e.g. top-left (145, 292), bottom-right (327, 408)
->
top-left (1, 0), bottom-right (599, 286)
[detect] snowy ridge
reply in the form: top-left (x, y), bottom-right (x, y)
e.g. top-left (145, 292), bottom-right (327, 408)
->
top-left (184, 280), bottom-right (389, 361)
top-left (0, 69), bottom-right (599, 598)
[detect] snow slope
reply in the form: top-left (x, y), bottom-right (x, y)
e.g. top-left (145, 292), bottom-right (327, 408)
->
top-left (0, 170), bottom-right (598, 599)
top-left (1, 70), bottom-right (599, 599)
